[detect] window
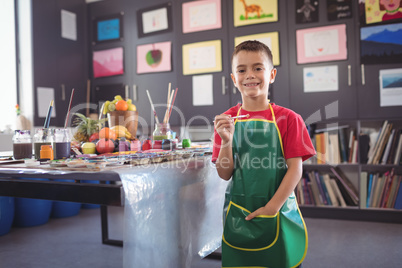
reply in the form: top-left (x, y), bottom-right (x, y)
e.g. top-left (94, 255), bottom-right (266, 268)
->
top-left (0, 0), bottom-right (17, 131)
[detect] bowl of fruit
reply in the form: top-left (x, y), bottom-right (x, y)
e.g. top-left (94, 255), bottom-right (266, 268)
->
top-left (104, 95), bottom-right (138, 140)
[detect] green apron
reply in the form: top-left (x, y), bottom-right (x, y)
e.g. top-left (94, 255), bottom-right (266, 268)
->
top-left (222, 104), bottom-right (308, 268)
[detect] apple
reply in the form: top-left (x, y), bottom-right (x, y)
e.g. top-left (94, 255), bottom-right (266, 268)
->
top-left (89, 132), bottom-right (99, 142)
top-left (96, 138), bottom-right (115, 154)
top-left (82, 142), bottom-right (96, 154)
top-left (146, 49), bottom-right (162, 68)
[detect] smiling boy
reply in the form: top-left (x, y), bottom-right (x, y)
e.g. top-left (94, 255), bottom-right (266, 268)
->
top-left (212, 41), bottom-right (316, 267)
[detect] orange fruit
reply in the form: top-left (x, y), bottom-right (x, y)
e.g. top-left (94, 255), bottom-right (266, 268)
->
top-left (99, 127), bottom-right (117, 140)
top-left (115, 100), bottom-right (128, 111)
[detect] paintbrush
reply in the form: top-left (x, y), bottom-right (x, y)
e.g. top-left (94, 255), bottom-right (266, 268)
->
top-left (213, 114), bottom-right (249, 122)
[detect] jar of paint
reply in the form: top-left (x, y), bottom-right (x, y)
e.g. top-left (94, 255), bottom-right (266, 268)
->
top-left (152, 123), bottom-right (173, 141)
top-left (33, 128), bottom-right (54, 160)
top-left (13, 130), bottom-right (33, 160)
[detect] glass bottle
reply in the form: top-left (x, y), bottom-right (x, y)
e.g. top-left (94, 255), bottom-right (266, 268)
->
top-left (33, 128), bottom-right (54, 160)
top-left (53, 128), bottom-right (71, 159)
top-left (13, 130), bottom-right (33, 159)
top-left (152, 123), bottom-right (173, 141)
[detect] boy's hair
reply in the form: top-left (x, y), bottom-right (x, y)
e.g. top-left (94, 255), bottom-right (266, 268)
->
top-left (231, 40), bottom-right (274, 68)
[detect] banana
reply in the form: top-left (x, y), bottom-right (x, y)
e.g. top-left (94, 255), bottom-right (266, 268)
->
top-left (125, 130), bottom-right (132, 140)
top-left (110, 125), bottom-right (127, 138)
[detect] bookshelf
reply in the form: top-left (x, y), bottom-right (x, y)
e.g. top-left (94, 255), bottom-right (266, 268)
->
top-left (299, 119), bottom-right (402, 224)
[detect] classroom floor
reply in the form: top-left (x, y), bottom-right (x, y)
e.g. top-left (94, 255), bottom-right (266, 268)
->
top-left (0, 206), bottom-right (401, 268)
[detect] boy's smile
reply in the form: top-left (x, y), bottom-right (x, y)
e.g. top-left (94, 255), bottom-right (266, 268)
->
top-left (231, 50), bottom-right (277, 101)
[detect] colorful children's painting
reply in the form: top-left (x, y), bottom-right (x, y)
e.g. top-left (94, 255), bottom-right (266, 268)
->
top-left (296, 0), bottom-right (319, 24)
top-left (93, 47), bottom-right (124, 78)
top-left (182, 0), bottom-right (221, 33)
top-left (234, 32), bottom-right (280, 66)
top-left (137, 41), bottom-right (171, 74)
top-left (296, 24), bottom-right (347, 64)
top-left (233, 0), bottom-right (278, 27)
top-left (363, 0), bottom-right (402, 25)
top-left (360, 23), bottom-right (402, 64)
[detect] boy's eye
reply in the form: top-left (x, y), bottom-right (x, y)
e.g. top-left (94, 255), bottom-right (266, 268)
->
top-left (237, 69), bottom-right (245, 73)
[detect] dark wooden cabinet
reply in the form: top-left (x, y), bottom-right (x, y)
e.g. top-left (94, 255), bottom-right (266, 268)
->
top-left (32, 0), bottom-right (87, 127)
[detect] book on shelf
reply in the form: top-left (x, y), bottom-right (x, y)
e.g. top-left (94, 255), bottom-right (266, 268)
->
top-left (386, 129), bottom-right (401, 164)
top-left (373, 123), bottom-right (393, 165)
top-left (381, 129), bottom-right (395, 164)
top-left (338, 127), bottom-right (349, 163)
top-left (308, 171), bottom-right (324, 205)
top-left (367, 121), bottom-right (388, 164)
top-left (394, 133), bottom-right (402, 165)
top-left (359, 134), bottom-right (370, 164)
top-left (393, 179), bottom-right (402, 209)
top-left (329, 178), bottom-right (347, 207)
top-left (365, 170), bottom-right (401, 209)
top-left (360, 172), bottom-right (368, 209)
top-left (330, 167), bottom-right (359, 206)
top-left (323, 174), bottom-right (339, 206)
top-left (348, 129), bottom-right (356, 163)
top-left (315, 172), bottom-right (330, 205)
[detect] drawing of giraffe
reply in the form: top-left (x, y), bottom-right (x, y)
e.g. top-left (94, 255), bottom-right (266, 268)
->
top-left (240, 0), bottom-right (263, 20)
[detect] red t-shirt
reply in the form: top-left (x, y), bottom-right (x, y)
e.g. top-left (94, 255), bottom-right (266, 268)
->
top-left (212, 103), bottom-right (316, 162)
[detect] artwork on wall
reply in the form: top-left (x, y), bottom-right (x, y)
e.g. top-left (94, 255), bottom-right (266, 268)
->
top-left (360, 23), bottom-right (402, 65)
top-left (182, 40), bottom-right (222, 75)
top-left (234, 32), bottom-right (280, 66)
top-left (380, 68), bottom-right (402, 107)
top-left (233, 0), bottom-right (278, 27)
top-left (327, 0), bottom-right (352, 21)
top-left (303, 65), bottom-right (339, 93)
top-left (93, 13), bottom-right (123, 45)
top-left (296, 24), bottom-right (347, 64)
top-left (137, 41), bottom-right (172, 74)
top-left (295, 0), bottom-right (319, 24)
top-left (182, 0), bottom-right (222, 33)
top-left (359, 0), bottom-right (402, 25)
top-left (93, 47), bottom-right (124, 78)
top-left (137, 2), bottom-right (172, 38)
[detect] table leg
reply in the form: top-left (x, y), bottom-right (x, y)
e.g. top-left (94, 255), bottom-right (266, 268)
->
top-left (100, 205), bottom-right (123, 247)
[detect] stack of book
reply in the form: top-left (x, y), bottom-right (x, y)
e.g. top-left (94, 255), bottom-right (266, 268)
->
top-left (363, 121), bottom-right (402, 165)
top-left (360, 170), bottom-right (402, 209)
top-left (296, 167), bottom-right (359, 207)
top-left (313, 127), bottom-right (357, 165)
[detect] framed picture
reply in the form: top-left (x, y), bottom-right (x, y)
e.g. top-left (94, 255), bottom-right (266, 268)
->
top-left (234, 32), bottom-right (280, 66)
top-left (93, 13), bottom-right (123, 45)
top-left (137, 2), bottom-right (172, 38)
top-left (360, 23), bottom-right (402, 65)
top-left (380, 68), bottom-right (402, 107)
top-left (296, 24), bottom-right (347, 64)
top-left (137, 41), bottom-right (172, 74)
top-left (327, 0), bottom-right (352, 21)
top-left (182, 40), bottom-right (222, 75)
top-left (182, 0), bottom-right (221, 33)
top-left (93, 47), bottom-right (124, 78)
top-left (296, 0), bottom-right (319, 24)
top-left (233, 0), bottom-right (278, 27)
top-left (360, 0), bottom-right (402, 25)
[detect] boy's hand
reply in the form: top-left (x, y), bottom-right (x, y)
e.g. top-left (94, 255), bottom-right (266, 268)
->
top-left (245, 204), bottom-right (279, 221)
top-left (214, 114), bottom-right (234, 143)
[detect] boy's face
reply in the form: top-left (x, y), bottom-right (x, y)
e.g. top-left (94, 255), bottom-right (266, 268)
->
top-left (231, 50), bottom-right (277, 101)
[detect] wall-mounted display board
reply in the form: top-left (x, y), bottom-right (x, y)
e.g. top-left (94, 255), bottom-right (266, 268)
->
top-left (360, 23), bottom-right (402, 65)
top-left (93, 12), bottom-right (124, 45)
top-left (93, 47), bottom-right (124, 78)
top-left (182, 0), bottom-right (222, 33)
top-left (233, 0), bottom-right (278, 27)
top-left (296, 24), bottom-right (347, 64)
top-left (359, 0), bottom-right (402, 25)
top-left (234, 32), bottom-right (280, 66)
top-left (295, 0), bottom-right (319, 24)
top-left (137, 41), bottom-right (172, 74)
top-left (137, 2), bottom-right (173, 38)
top-left (182, 40), bottom-right (222, 75)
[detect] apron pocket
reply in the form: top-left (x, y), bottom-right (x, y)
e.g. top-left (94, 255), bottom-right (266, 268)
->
top-left (223, 201), bottom-right (279, 251)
